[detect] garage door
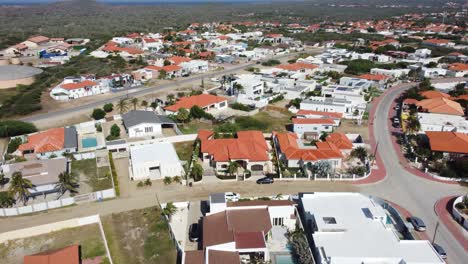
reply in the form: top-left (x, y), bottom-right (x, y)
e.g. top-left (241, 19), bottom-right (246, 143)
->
top-left (251, 165), bottom-right (263, 171)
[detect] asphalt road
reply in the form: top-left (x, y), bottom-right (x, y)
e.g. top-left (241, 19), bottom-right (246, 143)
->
top-left (360, 78), bottom-right (468, 263)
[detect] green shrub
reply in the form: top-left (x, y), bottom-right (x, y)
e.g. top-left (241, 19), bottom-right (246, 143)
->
top-left (110, 124), bottom-right (120, 138)
top-left (231, 103), bottom-right (250, 112)
top-left (7, 137), bottom-right (23, 154)
top-left (137, 181), bottom-right (144, 188)
top-left (0, 120), bottom-right (37, 138)
top-left (92, 108), bottom-right (106, 120)
top-left (163, 177), bottom-right (172, 185)
top-left (108, 152), bottom-right (120, 196)
top-left (103, 103), bottom-right (114, 113)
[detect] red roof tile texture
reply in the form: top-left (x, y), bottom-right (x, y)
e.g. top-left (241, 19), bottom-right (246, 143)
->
top-left (292, 118), bottom-right (335, 125)
top-left (297, 110), bottom-right (343, 119)
top-left (234, 231), bottom-right (265, 249)
top-left (426, 131), bottom-right (468, 154)
top-left (165, 94), bottom-right (227, 112)
top-left (24, 245), bottom-right (80, 264)
top-left (18, 128), bottom-right (65, 154)
top-left (416, 98), bottom-right (464, 116)
top-left (61, 80), bottom-right (97, 91)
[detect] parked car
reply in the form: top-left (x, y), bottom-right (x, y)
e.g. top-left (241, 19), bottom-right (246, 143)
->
top-left (432, 243), bottom-right (447, 259)
top-left (256, 177), bottom-right (274, 184)
top-left (393, 117), bottom-right (400, 127)
top-left (394, 104), bottom-right (400, 111)
top-left (189, 223), bottom-right (200, 242)
top-left (409, 216), bottom-right (426, 231)
top-left (225, 192), bottom-right (240, 202)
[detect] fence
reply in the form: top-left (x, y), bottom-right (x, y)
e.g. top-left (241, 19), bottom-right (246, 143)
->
top-left (452, 196), bottom-right (468, 230)
top-left (73, 151), bottom-right (96, 160)
top-left (0, 188), bottom-right (116, 217)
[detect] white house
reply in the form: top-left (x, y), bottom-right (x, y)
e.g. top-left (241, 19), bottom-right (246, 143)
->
top-left (370, 68), bottom-right (410, 78)
top-left (122, 110), bottom-right (177, 138)
top-left (299, 192), bottom-right (445, 264)
top-left (300, 97), bottom-right (365, 119)
top-left (180, 59), bottom-right (209, 74)
top-left (129, 143), bottom-right (185, 180)
top-left (418, 112), bottom-right (468, 134)
top-left (292, 118), bottom-right (336, 136)
top-left (420, 67), bottom-right (448, 78)
top-left (49, 76), bottom-right (110, 101)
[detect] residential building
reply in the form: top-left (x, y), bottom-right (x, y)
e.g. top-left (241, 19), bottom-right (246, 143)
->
top-left (299, 192), bottom-right (445, 264)
top-left (161, 65), bottom-right (183, 78)
top-left (198, 130), bottom-right (270, 173)
top-left (164, 94), bottom-right (228, 114)
top-left (122, 110), bottom-right (177, 138)
top-left (447, 63), bottom-right (468, 77)
top-left (370, 68), bottom-right (410, 79)
top-left (422, 38), bottom-right (455, 48)
top-left (24, 245), bottom-right (80, 264)
top-left (273, 131), bottom-right (344, 169)
top-left (296, 110), bottom-right (342, 126)
top-left (418, 113), bottom-right (468, 134)
top-left (300, 97), bottom-right (365, 119)
top-left (2, 158), bottom-right (68, 197)
top-left (129, 142), bottom-right (185, 180)
top-left (180, 60), bottom-right (209, 75)
top-left (22, 35), bottom-right (50, 49)
top-left (426, 131), bottom-right (468, 159)
top-left (292, 118), bottom-right (336, 136)
top-left (356, 73), bottom-right (391, 88)
top-left (49, 76), bottom-right (110, 101)
top-left (414, 48), bottom-right (432, 58)
top-left (420, 67), bottom-right (448, 78)
top-left (15, 127), bottom-right (78, 159)
top-left (274, 62), bottom-right (318, 75)
top-left (416, 97), bottom-right (464, 116)
top-left (184, 198), bottom-right (298, 264)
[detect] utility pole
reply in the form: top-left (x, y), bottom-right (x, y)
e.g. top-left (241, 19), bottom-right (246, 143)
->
top-left (372, 141), bottom-right (379, 166)
top-left (432, 221), bottom-right (440, 243)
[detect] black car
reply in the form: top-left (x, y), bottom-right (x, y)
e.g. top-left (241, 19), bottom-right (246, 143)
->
top-left (432, 243), bottom-right (447, 259)
top-left (409, 216), bottom-right (426, 231)
top-left (256, 177), bottom-right (274, 184)
top-left (189, 223), bottom-right (199, 242)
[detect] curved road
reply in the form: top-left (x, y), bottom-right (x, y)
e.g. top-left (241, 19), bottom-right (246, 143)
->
top-left (360, 78), bottom-right (468, 263)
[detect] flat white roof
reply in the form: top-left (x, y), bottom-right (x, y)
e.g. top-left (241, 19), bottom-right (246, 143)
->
top-left (300, 193), bottom-right (444, 264)
top-left (130, 142), bottom-right (181, 164)
top-left (418, 112), bottom-right (468, 130)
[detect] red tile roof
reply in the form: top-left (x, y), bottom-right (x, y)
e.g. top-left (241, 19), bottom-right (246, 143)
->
top-left (198, 130), bottom-right (269, 162)
top-left (165, 94), bottom-right (226, 112)
top-left (169, 56), bottom-right (191, 65)
top-left (297, 110), bottom-right (343, 119)
top-left (292, 118), bottom-right (335, 125)
top-left (234, 231), bottom-right (265, 249)
top-left (208, 250), bottom-right (240, 264)
top-left (144, 65), bottom-right (162, 71)
top-left (18, 128), bottom-right (65, 154)
top-left (325, 132), bottom-right (353, 150)
top-left (448, 63), bottom-right (468, 72)
top-left (60, 80), bottom-right (97, 91)
top-left (423, 38), bottom-right (451, 45)
top-left (184, 250), bottom-right (204, 264)
top-left (277, 62), bottom-right (318, 72)
top-left (357, 73), bottom-right (390, 81)
top-left (426, 131), bottom-right (468, 154)
top-left (162, 64), bottom-right (182, 72)
top-left (24, 245), bottom-right (80, 264)
top-left (416, 98), bottom-right (464, 116)
top-left (274, 132), bottom-right (343, 161)
top-left (419, 90), bottom-right (451, 99)
top-left (27, 35), bottom-right (50, 43)
top-left (265, 34), bottom-right (283, 38)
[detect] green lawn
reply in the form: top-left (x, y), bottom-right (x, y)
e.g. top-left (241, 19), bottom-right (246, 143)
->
top-left (179, 120), bottom-right (213, 134)
top-left (102, 207), bottom-right (177, 264)
top-left (0, 224), bottom-right (106, 263)
top-left (72, 159), bottom-right (113, 192)
top-left (174, 141), bottom-right (194, 161)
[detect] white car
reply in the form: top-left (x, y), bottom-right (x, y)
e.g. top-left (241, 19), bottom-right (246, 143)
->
top-left (225, 192), bottom-right (240, 202)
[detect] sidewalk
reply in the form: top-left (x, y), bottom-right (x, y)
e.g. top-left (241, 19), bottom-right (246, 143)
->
top-left (434, 196), bottom-right (468, 251)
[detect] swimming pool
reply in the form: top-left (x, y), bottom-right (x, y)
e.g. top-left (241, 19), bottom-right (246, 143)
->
top-left (275, 254), bottom-right (295, 264)
top-left (82, 137), bottom-right (98, 148)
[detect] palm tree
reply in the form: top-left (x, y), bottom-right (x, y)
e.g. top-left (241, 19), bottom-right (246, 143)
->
top-left (406, 115), bottom-right (421, 134)
top-left (350, 146), bottom-right (368, 163)
top-left (130, 97), bottom-right (139, 110)
top-left (227, 161), bottom-right (239, 176)
top-left (116, 98), bottom-right (130, 114)
top-left (162, 202), bottom-right (177, 221)
top-left (141, 100), bottom-right (148, 109)
top-left (8, 171), bottom-right (32, 205)
top-left (55, 172), bottom-right (79, 196)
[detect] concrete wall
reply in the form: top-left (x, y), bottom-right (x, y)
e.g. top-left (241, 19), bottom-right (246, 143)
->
top-left (452, 196), bottom-right (468, 230)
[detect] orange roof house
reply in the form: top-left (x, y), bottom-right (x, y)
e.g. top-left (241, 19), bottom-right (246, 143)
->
top-left (18, 128), bottom-right (65, 154)
top-left (24, 245), bottom-right (80, 264)
top-left (357, 74), bottom-right (390, 82)
top-left (325, 132), bottom-right (353, 150)
top-left (274, 132), bottom-right (343, 163)
top-left (416, 98), bottom-right (464, 116)
top-left (296, 110), bottom-right (343, 119)
top-left (292, 118), bottom-right (335, 125)
top-left (198, 130), bottom-right (269, 162)
top-left (161, 64), bottom-right (182, 73)
top-left (60, 80), bottom-right (98, 91)
top-left (276, 63), bottom-right (318, 72)
top-left (419, 90), bottom-right (451, 99)
top-left (448, 63), bottom-right (468, 72)
top-left (27, 35), bottom-right (50, 44)
top-left (426, 131), bottom-right (468, 155)
top-left (169, 56), bottom-right (192, 65)
top-left (164, 94), bottom-right (227, 113)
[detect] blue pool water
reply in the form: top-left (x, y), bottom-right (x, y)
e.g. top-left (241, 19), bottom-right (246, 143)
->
top-left (82, 137), bottom-right (98, 148)
top-left (275, 255), bottom-right (295, 264)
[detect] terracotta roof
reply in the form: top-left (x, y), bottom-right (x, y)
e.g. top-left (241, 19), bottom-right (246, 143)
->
top-left (456, 94), bottom-right (468, 100)
top-left (277, 62), bottom-right (318, 72)
top-left (162, 64), bottom-right (182, 72)
top-left (423, 38), bottom-right (451, 44)
top-left (297, 110), bottom-right (343, 119)
top-left (27, 35), bottom-right (50, 43)
top-left (419, 90), bottom-right (451, 99)
top-left (426, 131), bottom-right (468, 154)
top-left (144, 65), bottom-right (162, 71)
top-left (208, 250), bottom-right (240, 264)
top-left (403, 98), bottom-right (419, 105)
top-left (274, 132), bottom-right (343, 161)
top-left (357, 73), bottom-right (390, 81)
top-left (234, 231), bottom-right (265, 249)
top-left (14, 43), bottom-right (28, 50)
top-left (325, 132), bottom-right (353, 150)
top-left (184, 250), bottom-right (204, 264)
top-left (165, 94), bottom-right (226, 112)
top-left (292, 118), bottom-right (335, 125)
top-left (119, 47), bottom-right (144, 55)
top-left (416, 98), bottom-right (464, 116)
top-left (265, 34), bottom-right (283, 38)
top-left (18, 128), bottom-right (65, 154)
top-left (60, 80), bottom-right (97, 91)
top-left (218, 36), bottom-right (230, 40)
top-left (169, 56), bottom-right (191, 65)
top-left (24, 245), bottom-right (80, 264)
top-left (143, 38), bottom-right (158, 43)
top-left (227, 200), bottom-right (296, 207)
top-left (198, 130), bottom-right (269, 162)
top-left (203, 209), bottom-right (272, 248)
top-left (448, 63), bottom-right (468, 72)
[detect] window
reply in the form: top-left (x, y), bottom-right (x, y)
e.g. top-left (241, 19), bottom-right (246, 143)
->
top-left (145, 126), bottom-right (153, 133)
top-left (323, 217), bottom-right (337, 224)
top-left (273, 217), bottom-right (284, 226)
